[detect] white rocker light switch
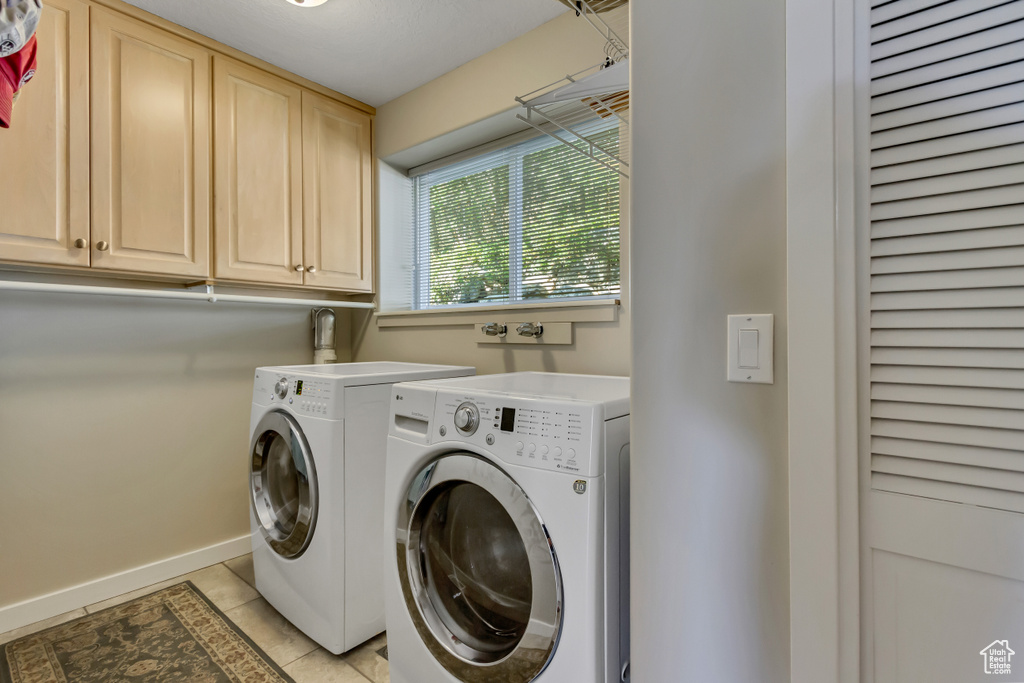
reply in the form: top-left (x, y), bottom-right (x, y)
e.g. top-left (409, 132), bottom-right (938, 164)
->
top-left (728, 315), bottom-right (773, 384)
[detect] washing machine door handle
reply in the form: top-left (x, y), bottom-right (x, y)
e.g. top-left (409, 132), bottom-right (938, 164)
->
top-left (250, 410), bottom-right (318, 559)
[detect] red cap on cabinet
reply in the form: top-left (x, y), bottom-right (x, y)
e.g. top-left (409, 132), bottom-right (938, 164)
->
top-left (0, 34), bottom-right (37, 128)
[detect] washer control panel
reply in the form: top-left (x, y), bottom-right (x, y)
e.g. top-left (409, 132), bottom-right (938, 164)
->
top-left (433, 390), bottom-right (602, 476)
top-left (254, 372), bottom-right (339, 419)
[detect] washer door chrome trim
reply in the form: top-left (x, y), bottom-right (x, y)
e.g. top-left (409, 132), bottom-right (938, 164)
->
top-left (396, 453), bottom-right (562, 683)
top-left (250, 409), bottom-right (318, 559)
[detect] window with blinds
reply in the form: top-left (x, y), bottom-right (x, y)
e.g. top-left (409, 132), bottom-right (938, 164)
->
top-left (411, 126), bottom-right (621, 309)
top-left (868, 0), bottom-right (1024, 512)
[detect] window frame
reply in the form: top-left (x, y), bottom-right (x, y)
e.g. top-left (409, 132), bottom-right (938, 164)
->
top-left (410, 124), bottom-right (622, 312)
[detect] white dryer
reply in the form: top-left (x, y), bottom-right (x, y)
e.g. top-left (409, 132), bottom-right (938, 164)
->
top-left (384, 372), bottom-right (630, 683)
top-left (248, 362), bottom-right (474, 654)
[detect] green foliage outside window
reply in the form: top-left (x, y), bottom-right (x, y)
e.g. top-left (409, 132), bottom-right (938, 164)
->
top-left (418, 127), bottom-right (621, 308)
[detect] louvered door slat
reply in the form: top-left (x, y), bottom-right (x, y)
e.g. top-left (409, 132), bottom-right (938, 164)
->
top-left (869, 0), bottom-right (1024, 516)
top-left (871, 1), bottom-right (1024, 60)
top-left (871, 245), bottom-right (1024, 273)
top-left (872, 0), bottom-right (975, 31)
top-left (871, 474), bottom-right (1024, 513)
top-left (872, 308), bottom-right (1024, 328)
top-left (872, 103), bottom-right (1024, 151)
top-left (871, 82), bottom-right (1024, 134)
top-left (872, 418), bottom-right (1024, 451)
top-left (873, 455), bottom-right (1024, 493)
top-left (872, 328), bottom-right (1024, 349)
top-left (872, 145), bottom-right (1024, 186)
top-left (873, 401), bottom-right (1024, 430)
top-left (871, 0), bottom-right (1011, 43)
top-left (873, 436), bottom-right (1024, 472)
top-left (871, 186), bottom-right (1024, 221)
top-left (872, 60), bottom-right (1024, 115)
top-left (871, 365), bottom-right (1024, 390)
top-left (871, 41), bottom-right (1024, 97)
top-left (872, 383), bottom-right (1024, 410)
top-left (872, 205), bottom-right (1024, 239)
top-left (871, 225), bottom-right (1024, 257)
top-left (872, 287), bottom-right (1024, 310)
top-left (872, 267), bottom-right (1024, 292)
top-left (871, 124), bottom-right (1024, 168)
top-left (871, 164), bottom-right (1024, 204)
top-left (871, 22), bottom-right (1024, 79)
top-left (872, 347), bottom-right (1024, 368)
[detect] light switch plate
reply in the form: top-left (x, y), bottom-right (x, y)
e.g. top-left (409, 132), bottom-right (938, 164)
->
top-left (728, 314), bottom-right (774, 384)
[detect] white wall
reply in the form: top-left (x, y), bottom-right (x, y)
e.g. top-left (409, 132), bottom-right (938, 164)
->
top-left (0, 279), bottom-right (348, 616)
top-left (629, 1), bottom-right (790, 681)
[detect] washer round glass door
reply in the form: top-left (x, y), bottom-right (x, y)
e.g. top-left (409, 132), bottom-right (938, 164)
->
top-left (396, 453), bottom-right (562, 683)
top-left (250, 410), bottom-right (318, 558)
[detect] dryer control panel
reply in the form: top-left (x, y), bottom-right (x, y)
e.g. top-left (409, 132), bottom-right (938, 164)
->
top-left (432, 390), bottom-right (605, 477)
top-left (253, 372), bottom-right (341, 420)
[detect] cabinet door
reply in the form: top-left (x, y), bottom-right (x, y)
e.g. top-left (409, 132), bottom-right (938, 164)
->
top-left (301, 91), bottom-right (374, 292)
top-left (0, 0), bottom-right (89, 267)
top-left (213, 56), bottom-right (303, 285)
top-left (90, 8), bottom-right (211, 277)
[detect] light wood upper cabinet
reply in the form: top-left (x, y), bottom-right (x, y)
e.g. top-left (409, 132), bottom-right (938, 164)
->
top-left (0, 0), bottom-right (89, 267)
top-left (0, 1), bottom-right (375, 292)
top-left (90, 8), bottom-right (211, 278)
top-left (213, 55), bottom-right (304, 286)
top-left (301, 91), bottom-right (373, 292)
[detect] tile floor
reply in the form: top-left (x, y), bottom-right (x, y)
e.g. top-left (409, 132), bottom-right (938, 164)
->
top-left (0, 554), bottom-right (389, 683)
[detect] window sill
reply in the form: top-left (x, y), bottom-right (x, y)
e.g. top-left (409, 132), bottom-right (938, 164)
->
top-left (375, 298), bottom-right (620, 328)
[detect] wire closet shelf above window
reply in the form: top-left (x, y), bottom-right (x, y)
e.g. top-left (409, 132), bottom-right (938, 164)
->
top-left (516, 0), bottom-right (630, 178)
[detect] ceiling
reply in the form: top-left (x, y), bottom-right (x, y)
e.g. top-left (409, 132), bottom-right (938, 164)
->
top-left (121, 0), bottom-right (569, 107)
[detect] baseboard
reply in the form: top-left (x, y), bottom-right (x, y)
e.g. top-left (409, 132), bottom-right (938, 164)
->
top-left (0, 534), bottom-right (252, 635)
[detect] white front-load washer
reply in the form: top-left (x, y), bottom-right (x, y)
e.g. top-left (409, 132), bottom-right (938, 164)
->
top-left (248, 362), bottom-right (475, 654)
top-left (384, 372), bottom-right (630, 683)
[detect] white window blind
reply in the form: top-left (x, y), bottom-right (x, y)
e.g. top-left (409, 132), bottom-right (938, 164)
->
top-left (869, 0), bottom-right (1024, 512)
top-left (411, 125), bottom-right (621, 309)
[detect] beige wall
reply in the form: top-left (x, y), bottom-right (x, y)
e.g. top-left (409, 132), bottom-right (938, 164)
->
top-left (629, 0), bottom-right (790, 681)
top-left (359, 10), bottom-right (630, 377)
top-left (375, 8), bottom-right (621, 159)
top-left (0, 277), bottom-right (350, 609)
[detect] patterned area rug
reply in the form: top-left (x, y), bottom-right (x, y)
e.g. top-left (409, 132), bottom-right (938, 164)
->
top-left (0, 582), bottom-right (293, 683)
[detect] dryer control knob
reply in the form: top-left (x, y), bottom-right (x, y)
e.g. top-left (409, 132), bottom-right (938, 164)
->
top-left (454, 402), bottom-right (479, 435)
top-left (275, 378), bottom-right (289, 399)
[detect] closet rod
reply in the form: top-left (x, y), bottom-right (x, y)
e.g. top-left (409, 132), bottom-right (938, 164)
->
top-left (0, 280), bottom-right (376, 309)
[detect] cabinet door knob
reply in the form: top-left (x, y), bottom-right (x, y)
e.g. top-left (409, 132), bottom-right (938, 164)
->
top-left (306, 266), bottom-right (317, 274)
top-left (295, 265), bottom-right (304, 272)
top-left (96, 241), bottom-right (110, 252)
top-left (74, 238), bottom-right (87, 249)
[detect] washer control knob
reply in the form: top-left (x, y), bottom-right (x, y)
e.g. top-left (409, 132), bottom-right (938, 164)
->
top-left (274, 378), bottom-right (289, 399)
top-left (454, 402), bottom-right (479, 435)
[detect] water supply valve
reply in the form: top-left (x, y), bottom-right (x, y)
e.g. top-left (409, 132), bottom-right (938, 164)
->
top-left (516, 322), bottom-right (544, 338)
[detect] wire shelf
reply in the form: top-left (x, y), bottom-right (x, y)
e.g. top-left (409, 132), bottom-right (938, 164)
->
top-left (515, 0), bottom-right (629, 177)
top-left (516, 58), bottom-right (630, 177)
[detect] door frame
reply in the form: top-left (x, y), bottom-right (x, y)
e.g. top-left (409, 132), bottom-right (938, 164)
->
top-left (786, 0), bottom-right (863, 681)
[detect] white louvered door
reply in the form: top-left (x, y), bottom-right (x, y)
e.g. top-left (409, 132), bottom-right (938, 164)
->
top-left (864, 1), bottom-right (1024, 681)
